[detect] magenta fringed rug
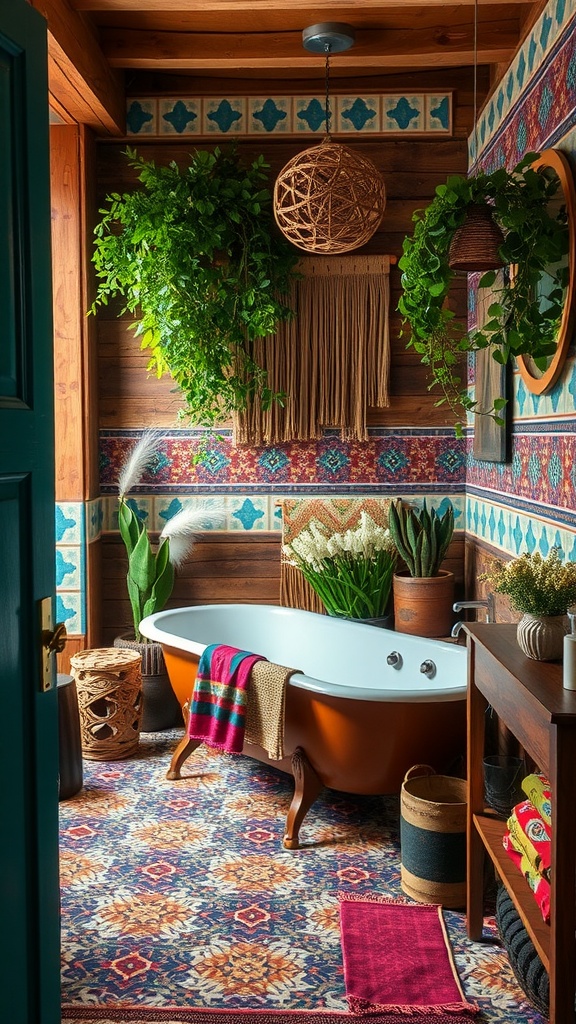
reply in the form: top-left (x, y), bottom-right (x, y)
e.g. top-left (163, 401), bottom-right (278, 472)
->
top-left (339, 893), bottom-right (478, 1022)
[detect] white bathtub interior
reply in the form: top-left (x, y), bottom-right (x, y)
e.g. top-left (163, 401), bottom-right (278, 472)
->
top-left (140, 604), bottom-right (467, 703)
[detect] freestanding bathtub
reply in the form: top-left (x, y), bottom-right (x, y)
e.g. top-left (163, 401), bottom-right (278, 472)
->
top-left (139, 604), bottom-right (467, 848)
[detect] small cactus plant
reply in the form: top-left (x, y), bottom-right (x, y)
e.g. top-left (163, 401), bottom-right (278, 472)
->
top-left (388, 498), bottom-right (454, 578)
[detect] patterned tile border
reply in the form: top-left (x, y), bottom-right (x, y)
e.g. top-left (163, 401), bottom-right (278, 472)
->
top-left (99, 429), bottom-right (466, 494)
top-left (466, 489), bottom-right (576, 560)
top-left (473, 0), bottom-right (575, 163)
top-left (55, 502), bottom-right (86, 635)
top-left (102, 491), bottom-right (466, 535)
top-left (466, 431), bottom-right (576, 511)
top-left (126, 92), bottom-right (453, 138)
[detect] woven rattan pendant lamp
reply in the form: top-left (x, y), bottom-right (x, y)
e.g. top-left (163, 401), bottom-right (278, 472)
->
top-left (273, 23), bottom-right (386, 254)
top-left (448, 0), bottom-right (505, 273)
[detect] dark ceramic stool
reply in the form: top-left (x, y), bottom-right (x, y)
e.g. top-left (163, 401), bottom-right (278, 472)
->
top-left (57, 673), bottom-right (83, 800)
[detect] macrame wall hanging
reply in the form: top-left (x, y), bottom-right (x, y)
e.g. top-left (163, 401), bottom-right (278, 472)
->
top-left (233, 254), bottom-right (394, 446)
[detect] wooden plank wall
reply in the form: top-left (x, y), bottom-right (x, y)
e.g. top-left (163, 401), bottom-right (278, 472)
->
top-left (95, 71), bottom-right (474, 431)
top-left (100, 531), bottom-right (465, 646)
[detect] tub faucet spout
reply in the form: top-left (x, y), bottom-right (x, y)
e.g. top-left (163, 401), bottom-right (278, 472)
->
top-left (451, 594), bottom-right (495, 637)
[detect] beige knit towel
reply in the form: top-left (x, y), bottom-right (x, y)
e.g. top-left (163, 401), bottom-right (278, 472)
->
top-left (245, 661), bottom-right (300, 761)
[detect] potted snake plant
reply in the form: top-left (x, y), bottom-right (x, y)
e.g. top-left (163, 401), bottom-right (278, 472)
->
top-left (388, 498), bottom-right (455, 637)
top-left (114, 431), bottom-right (224, 729)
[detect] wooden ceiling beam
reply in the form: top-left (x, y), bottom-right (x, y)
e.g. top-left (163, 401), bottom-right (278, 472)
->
top-left (102, 23), bottom-right (519, 69)
top-left (29, 0), bottom-right (125, 134)
top-left (72, 0), bottom-right (535, 9)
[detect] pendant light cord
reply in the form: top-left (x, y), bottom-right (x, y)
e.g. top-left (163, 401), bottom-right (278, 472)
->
top-left (473, 0), bottom-right (478, 167)
top-left (324, 43), bottom-right (332, 138)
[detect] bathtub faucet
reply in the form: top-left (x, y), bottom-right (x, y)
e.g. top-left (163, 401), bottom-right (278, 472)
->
top-left (386, 651), bottom-right (403, 669)
top-left (451, 594), bottom-right (495, 638)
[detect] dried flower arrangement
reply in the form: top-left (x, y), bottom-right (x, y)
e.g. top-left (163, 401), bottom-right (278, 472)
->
top-left (479, 548), bottom-right (576, 617)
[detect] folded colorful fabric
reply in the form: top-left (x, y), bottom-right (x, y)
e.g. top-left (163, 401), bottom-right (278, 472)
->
top-left (187, 643), bottom-right (266, 753)
top-left (521, 772), bottom-right (552, 827)
top-left (507, 799), bottom-right (552, 881)
top-left (502, 830), bottom-right (551, 923)
top-left (244, 660), bottom-right (298, 760)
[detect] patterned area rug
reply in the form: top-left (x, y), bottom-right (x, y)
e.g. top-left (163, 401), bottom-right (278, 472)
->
top-left (60, 731), bottom-right (546, 1024)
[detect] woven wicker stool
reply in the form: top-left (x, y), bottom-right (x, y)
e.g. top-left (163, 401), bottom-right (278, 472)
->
top-left (70, 648), bottom-right (143, 761)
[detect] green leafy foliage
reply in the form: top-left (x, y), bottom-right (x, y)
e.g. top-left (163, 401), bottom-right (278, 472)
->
top-left (388, 498), bottom-right (454, 577)
top-left (90, 146), bottom-right (299, 425)
top-left (398, 154), bottom-right (570, 429)
top-left (119, 500), bottom-right (175, 641)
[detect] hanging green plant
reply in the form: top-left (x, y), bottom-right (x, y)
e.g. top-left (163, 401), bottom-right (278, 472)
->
top-left (90, 146), bottom-right (299, 425)
top-left (397, 152), bottom-right (570, 430)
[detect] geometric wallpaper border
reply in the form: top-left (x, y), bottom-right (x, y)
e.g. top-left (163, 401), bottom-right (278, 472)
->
top-left (472, 0), bottom-right (575, 163)
top-left (127, 92), bottom-right (453, 138)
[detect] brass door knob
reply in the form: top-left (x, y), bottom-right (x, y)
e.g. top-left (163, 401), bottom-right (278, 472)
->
top-left (43, 621), bottom-right (67, 655)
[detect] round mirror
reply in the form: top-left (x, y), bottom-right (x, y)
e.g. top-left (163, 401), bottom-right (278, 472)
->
top-left (516, 149), bottom-right (576, 395)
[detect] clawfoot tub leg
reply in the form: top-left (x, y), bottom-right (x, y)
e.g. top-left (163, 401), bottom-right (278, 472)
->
top-left (166, 735), bottom-right (203, 779)
top-left (166, 705), bottom-right (203, 779)
top-left (283, 747), bottom-right (324, 850)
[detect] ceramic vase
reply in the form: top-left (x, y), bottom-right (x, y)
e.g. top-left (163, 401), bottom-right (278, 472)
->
top-left (516, 613), bottom-right (568, 661)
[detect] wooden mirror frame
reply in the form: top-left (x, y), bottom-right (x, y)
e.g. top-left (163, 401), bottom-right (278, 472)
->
top-left (516, 148), bottom-right (576, 395)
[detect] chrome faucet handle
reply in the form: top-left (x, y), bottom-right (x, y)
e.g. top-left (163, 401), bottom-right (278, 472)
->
top-left (420, 659), bottom-right (436, 678)
top-left (387, 651), bottom-right (403, 668)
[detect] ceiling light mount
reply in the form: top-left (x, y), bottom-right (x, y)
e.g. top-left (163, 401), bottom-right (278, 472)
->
top-left (302, 22), bottom-right (356, 55)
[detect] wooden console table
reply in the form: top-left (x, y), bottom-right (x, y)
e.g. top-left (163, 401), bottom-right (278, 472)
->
top-left (465, 622), bottom-right (576, 1024)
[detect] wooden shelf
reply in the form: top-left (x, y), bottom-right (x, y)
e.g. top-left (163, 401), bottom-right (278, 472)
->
top-left (473, 813), bottom-right (550, 968)
top-left (465, 623), bottom-right (576, 1024)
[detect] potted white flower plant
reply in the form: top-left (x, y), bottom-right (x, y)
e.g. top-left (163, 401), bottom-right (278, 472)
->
top-left (282, 512), bottom-right (397, 624)
top-left (479, 548), bottom-right (576, 661)
top-left (114, 431), bottom-right (224, 728)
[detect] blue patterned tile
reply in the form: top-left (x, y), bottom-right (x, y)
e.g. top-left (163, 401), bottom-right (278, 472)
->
top-left (203, 98), bottom-right (245, 134)
top-left (539, 527), bottom-right (551, 557)
top-left (336, 96), bottom-right (379, 133)
top-left (86, 499), bottom-right (103, 543)
top-left (56, 592), bottom-right (84, 635)
top-left (295, 97), bottom-right (327, 133)
top-left (426, 94), bottom-right (451, 132)
top-left (383, 95), bottom-right (423, 132)
top-left (56, 546), bottom-right (83, 590)
top-left (160, 98), bottom-right (199, 135)
top-left (126, 99), bottom-right (156, 135)
top-left (56, 503), bottom-right (83, 545)
top-left (249, 97), bottom-right (290, 133)
top-left (229, 497), bottom-right (267, 531)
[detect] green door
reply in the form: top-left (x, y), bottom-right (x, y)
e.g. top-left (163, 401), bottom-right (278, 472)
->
top-left (0, 1), bottom-right (60, 1021)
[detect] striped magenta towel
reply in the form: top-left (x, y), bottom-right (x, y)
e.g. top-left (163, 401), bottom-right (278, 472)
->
top-left (186, 643), bottom-right (266, 753)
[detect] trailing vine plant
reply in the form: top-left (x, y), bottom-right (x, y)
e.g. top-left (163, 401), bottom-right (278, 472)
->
top-left (90, 146), bottom-right (299, 425)
top-left (397, 153), bottom-right (570, 431)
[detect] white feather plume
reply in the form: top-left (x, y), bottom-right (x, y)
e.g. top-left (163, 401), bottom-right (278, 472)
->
top-left (160, 500), bottom-right (226, 567)
top-left (118, 430), bottom-right (164, 498)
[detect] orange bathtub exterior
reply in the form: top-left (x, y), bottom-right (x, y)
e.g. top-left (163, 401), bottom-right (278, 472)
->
top-left (162, 643), bottom-right (466, 794)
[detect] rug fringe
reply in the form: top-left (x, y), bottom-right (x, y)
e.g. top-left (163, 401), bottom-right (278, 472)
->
top-left (347, 997), bottom-right (479, 1017)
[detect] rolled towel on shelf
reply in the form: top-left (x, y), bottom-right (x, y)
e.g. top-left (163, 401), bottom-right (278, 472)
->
top-left (502, 831), bottom-right (550, 923)
top-left (521, 772), bottom-right (552, 827)
top-left (506, 799), bottom-right (552, 882)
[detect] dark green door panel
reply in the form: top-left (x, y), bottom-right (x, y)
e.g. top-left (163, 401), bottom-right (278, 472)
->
top-left (0, 2), bottom-right (60, 1022)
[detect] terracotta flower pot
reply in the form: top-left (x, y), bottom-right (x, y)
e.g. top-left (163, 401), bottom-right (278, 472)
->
top-left (392, 570), bottom-right (455, 638)
top-left (516, 613), bottom-right (568, 661)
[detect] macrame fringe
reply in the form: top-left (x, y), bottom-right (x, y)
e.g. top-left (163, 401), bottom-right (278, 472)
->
top-left (233, 257), bottom-right (392, 446)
